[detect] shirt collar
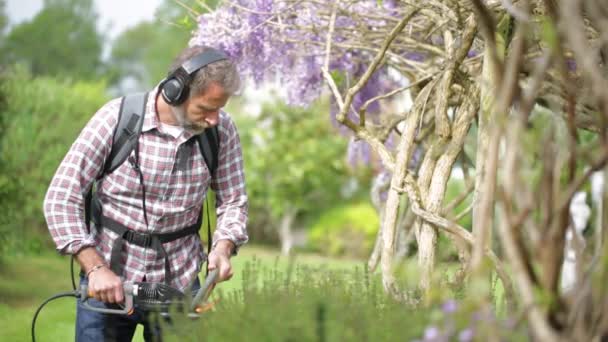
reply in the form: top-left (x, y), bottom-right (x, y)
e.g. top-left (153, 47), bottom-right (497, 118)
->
top-left (141, 85), bottom-right (196, 141)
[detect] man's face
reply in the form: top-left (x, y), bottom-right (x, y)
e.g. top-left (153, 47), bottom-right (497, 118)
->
top-left (170, 82), bottom-right (230, 134)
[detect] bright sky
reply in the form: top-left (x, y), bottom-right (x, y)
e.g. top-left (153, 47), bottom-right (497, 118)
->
top-left (5, 0), bottom-right (163, 40)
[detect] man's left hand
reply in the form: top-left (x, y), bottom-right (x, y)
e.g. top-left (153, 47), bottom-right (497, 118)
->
top-left (207, 240), bottom-right (235, 282)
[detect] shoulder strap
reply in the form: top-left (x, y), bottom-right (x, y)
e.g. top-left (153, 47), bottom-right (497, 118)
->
top-left (196, 126), bottom-right (220, 259)
top-left (84, 93), bottom-right (147, 232)
top-left (197, 126), bottom-right (220, 176)
top-left (104, 92), bottom-right (148, 174)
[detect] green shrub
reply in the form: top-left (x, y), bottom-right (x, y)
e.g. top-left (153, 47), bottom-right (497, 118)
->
top-left (164, 260), bottom-right (431, 342)
top-left (308, 202), bottom-right (379, 258)
top-left (0, 66), bottom-right (109, 256)
top-left (162, 260), bottom-right (527, 342)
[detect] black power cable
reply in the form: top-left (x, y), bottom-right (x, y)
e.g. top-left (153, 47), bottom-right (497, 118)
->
top-left (31, 291), bottom-right (78, 342)
top-left (70, 256), bottom-right (77, 291)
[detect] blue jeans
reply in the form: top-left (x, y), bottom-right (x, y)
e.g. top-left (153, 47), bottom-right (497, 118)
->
top-left (76, 275), bottom-right (200, 342)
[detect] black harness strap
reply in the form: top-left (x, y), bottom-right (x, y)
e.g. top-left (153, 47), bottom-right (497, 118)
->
top-left (198, 128), bottom-right (219, 176)
top-left (100, 215), bottom-right (199, 282)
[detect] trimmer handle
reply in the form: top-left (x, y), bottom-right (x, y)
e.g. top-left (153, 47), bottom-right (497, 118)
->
top-left (190, 269), bottom-right (219, 312)
top-left (79, 282), bottom-right (135, 315)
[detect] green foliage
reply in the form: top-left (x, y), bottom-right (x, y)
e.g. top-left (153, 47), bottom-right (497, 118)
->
top-left (165, 259), bottom-right (431, 342)
top-left (540, 16), bottom-right (559, 50)
top-left (308, 202), bottom-right (379, 258)
top-left (238, 98), bottom-right (350, 241)
top-left (0, 0), bottom-right (7, 35)
top-left (1, 0), bottom-right (104, 80)
top-left (0, 67), bottom-right (109, 255)
top-left (109, 0), bottom-right (214, 90)
top-left (110, 20), bottom-right (188, 89)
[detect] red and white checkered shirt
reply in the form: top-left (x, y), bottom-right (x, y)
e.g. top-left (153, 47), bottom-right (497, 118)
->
top-left (43, 89), bottom-right (248, 291)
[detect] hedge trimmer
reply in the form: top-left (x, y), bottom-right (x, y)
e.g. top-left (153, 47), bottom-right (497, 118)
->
top-left (31, 269), bottom-right (219, 342)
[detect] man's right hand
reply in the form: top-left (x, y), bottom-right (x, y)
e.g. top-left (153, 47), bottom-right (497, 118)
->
top-left (86, 266), bottom-right (124, 304)
top-left (76, 247), bottom-right (124, 304)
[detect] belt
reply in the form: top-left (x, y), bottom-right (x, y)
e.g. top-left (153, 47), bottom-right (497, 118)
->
top-left (98, 215), bottom-right (199, 284)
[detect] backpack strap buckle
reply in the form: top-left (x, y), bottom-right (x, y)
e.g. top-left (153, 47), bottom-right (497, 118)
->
top-left (124, 230), bottom-right (153, 248)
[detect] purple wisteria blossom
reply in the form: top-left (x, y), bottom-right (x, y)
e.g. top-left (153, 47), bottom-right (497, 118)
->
top-left (190, 1), bottom-right (462, 168)
top-left (190, 0), bottom-right (397, 113)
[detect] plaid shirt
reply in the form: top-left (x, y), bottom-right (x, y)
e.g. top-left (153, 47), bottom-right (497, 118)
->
top-left (43, 89), bottom-right (248, 291)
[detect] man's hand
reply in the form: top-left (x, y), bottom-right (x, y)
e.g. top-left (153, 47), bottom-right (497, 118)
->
top-left (76, 247), bottom-right (124, 303)
top-left (207, 240), bottom-right (235, 282)
top-left (87, 266), bottom-right (124, 304)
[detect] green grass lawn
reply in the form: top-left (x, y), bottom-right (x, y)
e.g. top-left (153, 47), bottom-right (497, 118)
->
top-left (0, 245), bottom-right (363, 342)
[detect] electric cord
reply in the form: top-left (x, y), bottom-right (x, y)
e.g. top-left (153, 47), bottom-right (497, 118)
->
top-left (31, 291), bottom-right (79, 342)
top-left (70, 256), bottom-right (77, 291)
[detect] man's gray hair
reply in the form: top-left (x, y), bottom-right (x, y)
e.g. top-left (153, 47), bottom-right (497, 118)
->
top-left (169, 45), bottom-right (241, 97)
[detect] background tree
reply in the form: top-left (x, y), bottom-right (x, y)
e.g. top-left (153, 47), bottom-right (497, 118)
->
top-left (0, 66), bottom-right (108, 256)
top-left (240, 98), bottom-right (351, 255)
top-left (0, 0), bottom-right (104, 80)
top-left (0, 0), bottom-right (7, 36)
top-left (109, 0), bottom-right (219, 91)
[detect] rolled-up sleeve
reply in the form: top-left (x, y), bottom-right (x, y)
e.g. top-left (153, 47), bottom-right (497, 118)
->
top-left (210, 113), bottom-right (249, 253)
top-left (43, 99), bottom-right (120, 255)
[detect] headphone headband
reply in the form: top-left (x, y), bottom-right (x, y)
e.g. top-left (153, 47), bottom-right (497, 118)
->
top-left (180, 50), bottom-right (228, 75)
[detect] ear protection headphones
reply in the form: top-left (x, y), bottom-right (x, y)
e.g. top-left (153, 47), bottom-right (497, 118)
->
top-left (160, 48), bottom-right (228, 106)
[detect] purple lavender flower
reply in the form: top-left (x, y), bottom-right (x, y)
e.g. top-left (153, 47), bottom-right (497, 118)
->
top-left (566, 58), bottom-right (577, 72)
top-left (471, 311), bottom-right (483, 322)
top-left (458, 328), bottom-right (474, 342)
top-left (441, 299), bottom-right (458, 314)
top-left (470, 308), bottom-right (496, 323)
top-left (423, 326), bottom-right (441, 340)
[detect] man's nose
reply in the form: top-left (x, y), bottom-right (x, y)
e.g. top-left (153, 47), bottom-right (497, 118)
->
top-left (205, 111), bottom-right (219, 126)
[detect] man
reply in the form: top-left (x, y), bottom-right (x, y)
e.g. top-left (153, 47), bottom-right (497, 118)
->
top-left (43, 45), bottom-right (248, 341)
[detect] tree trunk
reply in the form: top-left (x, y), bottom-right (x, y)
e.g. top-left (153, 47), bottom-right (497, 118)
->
top-left (368, 172), bottom-right (391, 271)
top-left (370, 203), bottom-right (416, 272)
top-left (368, 207), bottom-right (385, 272)
top-left (471, 46), bottom-right (498, 270)
top-left (592, 170), bottom-right (605, 259)
top-left (395, 207), bottom-right (416, 262)
top-left (379, 84), bottom-right (433, 298)
top-left (278, 207), bottom-right (298, 256)
top-left (471, 16), bottom-right (509, 270)
top-left (418, 86), bottom-right (480, 291)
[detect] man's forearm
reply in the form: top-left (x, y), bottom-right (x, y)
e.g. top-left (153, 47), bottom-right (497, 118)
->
top-left (75, 247), bottom-right (107, 275)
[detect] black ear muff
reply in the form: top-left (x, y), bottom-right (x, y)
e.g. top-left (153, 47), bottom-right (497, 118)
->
top-left (161, 74), bottom-right (189, 106)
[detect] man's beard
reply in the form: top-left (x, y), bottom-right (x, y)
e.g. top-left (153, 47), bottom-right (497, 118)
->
top-left (170, 105), bottom-right (209, 135)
